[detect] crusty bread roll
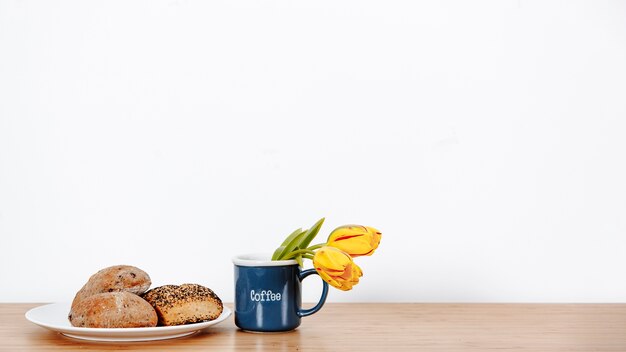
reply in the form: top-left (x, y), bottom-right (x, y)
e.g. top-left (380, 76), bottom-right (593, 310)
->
top-left (142, 284), bottom-right (223, 326)
top-left (69, 291), bottom-right (158, 328)
top-left (71, 265), bottom-right (151, 309)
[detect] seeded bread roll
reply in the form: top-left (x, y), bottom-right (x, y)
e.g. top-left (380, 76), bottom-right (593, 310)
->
top-left (69, 291), bottom-right (158, 328)
top-left (142, 284), bottom-right (223, 326)
top-left (71, 265), bottom-right (151, 309)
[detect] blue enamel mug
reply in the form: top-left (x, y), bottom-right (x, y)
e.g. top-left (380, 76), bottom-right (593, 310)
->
top-left (232, 253), bottom-right (329, 332)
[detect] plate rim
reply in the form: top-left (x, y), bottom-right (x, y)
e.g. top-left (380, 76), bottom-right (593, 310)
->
top-left (25, 302), bottom-right (231, 340)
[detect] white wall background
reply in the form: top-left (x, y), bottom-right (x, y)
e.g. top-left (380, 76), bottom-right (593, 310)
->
top-left (1, 0), bottom-right (626, 303)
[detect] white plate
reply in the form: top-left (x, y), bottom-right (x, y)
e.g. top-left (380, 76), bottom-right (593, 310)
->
top-left (25, 302), bottom-right (231, 342)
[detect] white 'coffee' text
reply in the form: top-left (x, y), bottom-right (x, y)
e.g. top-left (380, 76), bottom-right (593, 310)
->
top-left (250, 290), bottom-right (282, 302)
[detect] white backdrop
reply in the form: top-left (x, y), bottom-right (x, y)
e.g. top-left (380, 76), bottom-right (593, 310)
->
top-left (1, 0), bottom-right (626, 303)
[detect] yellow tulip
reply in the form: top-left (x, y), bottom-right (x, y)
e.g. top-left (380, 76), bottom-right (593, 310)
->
top-left (313, 247), bottom-right (363, 291)
top-left (326, 225), bottom-right (382, 257)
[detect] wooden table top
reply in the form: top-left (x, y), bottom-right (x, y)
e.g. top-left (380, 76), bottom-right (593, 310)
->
top-left (3, 303), bottom-right (626, 351)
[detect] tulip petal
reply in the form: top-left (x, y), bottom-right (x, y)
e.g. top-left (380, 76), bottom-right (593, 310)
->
top-left (315, 248), bottom-right (350, 271)
top-left (313, 246), bottom-right (362, 291)
top-left (327, 225), bottom-right (382, 257)
top-left (316, 267), bottom-right (342, 289)
top-left (333, 234), bottom-right (364, 242)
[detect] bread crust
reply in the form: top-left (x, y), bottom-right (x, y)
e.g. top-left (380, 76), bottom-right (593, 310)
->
top-left (71, 265), bottom-right (151, 309)
top-left (142, 284), bottom-right (223, 326)
top-left (69, 291), bottom-right (158, 328)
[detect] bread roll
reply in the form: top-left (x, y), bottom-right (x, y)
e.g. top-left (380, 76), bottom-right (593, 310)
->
top-left (142, 284), bottom-right (223, 326)
top-left (71, 265), bottom-right (151, 309)
top-left (69, 291), bottom-right (158, 328)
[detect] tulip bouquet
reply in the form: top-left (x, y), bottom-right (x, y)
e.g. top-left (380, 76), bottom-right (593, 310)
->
top-left (271, 218), bottom-right (381, 291)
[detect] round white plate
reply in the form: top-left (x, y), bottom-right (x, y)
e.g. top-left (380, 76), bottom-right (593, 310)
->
top-left (25, 302), bottom-right (231, 342)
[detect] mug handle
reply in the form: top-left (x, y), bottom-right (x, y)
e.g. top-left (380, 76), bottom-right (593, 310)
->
top-left (297, 269), bottom-right (329, 317)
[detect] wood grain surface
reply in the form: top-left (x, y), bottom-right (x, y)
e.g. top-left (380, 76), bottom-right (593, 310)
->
top-left (3, 303), bottom-right (626, 351)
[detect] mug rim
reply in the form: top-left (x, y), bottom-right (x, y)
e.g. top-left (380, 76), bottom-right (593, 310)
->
top-left (232, 253), bottom-right (298, 267)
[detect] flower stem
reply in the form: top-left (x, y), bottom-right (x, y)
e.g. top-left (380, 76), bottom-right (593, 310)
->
top-left (307, 243), bottom-right (326, 251)
top-left (284, 249), bottom-right (315, 259)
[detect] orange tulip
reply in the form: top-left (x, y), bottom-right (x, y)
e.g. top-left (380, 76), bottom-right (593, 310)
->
top-left (326, 225), bottom-right (382, 257)
top-left (313, 247), bottom-right (362, 291)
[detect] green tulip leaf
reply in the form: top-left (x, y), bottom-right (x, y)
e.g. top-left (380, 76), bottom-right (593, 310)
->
top-left (297, 218), bottom-right (325, 251)
top-left (273, 228), bottom-right (304, 260)
top-left (271, 246), bottom-right (285, 261)
top-left (272, 218), bottom-right (326, 261)
top-left (280, 228), bottom-right (303, 247)
top-left (278, 230), bottom-right (310, 260)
